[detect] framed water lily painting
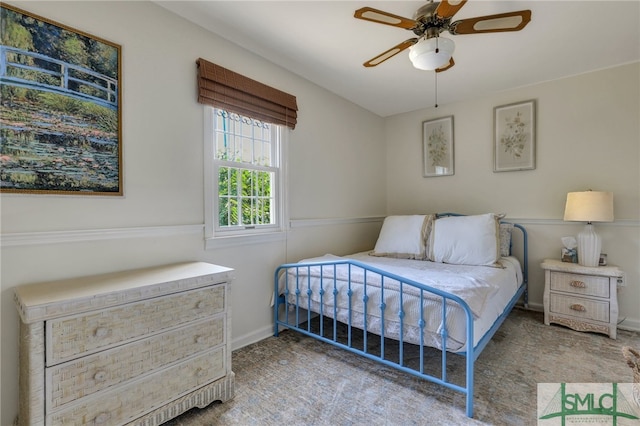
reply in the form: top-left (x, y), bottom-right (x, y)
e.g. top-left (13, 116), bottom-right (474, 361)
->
top-left (494, 100), bottom-right (536, 172)
top-left (423, 115), bottom-right (454, 177)
top-left (0, 4), bottom-right (122, 195)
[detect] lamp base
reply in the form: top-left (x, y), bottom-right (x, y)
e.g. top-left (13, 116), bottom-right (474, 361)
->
top-left (577, 223), bottom-right (601, 267)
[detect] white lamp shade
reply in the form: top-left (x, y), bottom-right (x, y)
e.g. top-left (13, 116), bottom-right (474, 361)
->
top-left (409, 37), bottom-right (454, 70)
top-left (563, 191), bottom-right (614, 223)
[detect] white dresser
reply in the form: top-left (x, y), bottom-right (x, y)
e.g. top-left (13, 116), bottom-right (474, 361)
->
top-left (541, 259), bottom-right (624, 339)
top-left (14, 262), bottom-right (235, 426)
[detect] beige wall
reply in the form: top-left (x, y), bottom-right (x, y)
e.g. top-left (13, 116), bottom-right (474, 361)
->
top-left (384, 62), bottom-right (640, 324)
top-left (0, 2), bottom-right (385, 424)
top-left (1, 1), bottom-right (638, 424)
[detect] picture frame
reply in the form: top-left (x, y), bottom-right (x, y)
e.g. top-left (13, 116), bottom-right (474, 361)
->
top-left (0, 4), bottom-right (123, 195)
top-left (493, 99), bottom-right (536, 172)
top-left (422, 115), bottom-right (454, 177)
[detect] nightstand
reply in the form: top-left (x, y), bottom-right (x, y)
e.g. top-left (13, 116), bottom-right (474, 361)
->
top-left (541, 259), bottom-right (624, 339)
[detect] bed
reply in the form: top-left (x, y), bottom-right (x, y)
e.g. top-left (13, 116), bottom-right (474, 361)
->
top-left (273, 213), bottom-right (528, 418)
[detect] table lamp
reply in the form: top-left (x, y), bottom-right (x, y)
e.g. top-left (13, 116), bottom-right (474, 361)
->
top-left (563, 191), bottom-right (614, 267)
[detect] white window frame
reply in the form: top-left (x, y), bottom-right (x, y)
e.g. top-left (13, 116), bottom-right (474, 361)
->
top-left (204, 107), bottom-right (288, 249)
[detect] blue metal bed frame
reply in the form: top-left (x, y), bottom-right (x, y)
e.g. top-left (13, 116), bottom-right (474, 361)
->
top-left (273, 215), bottom-right (528, 418)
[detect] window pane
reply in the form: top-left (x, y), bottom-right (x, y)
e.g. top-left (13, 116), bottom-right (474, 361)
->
top-left (229, 168), bottom-right (239, 196)
top-left (241, 197), bottom-right (252, 225)
top-left (217, 165), bottom-right (274, 228)
top-left (241, 136), bottom-right (252, 163)
top-left (213, 109), bottom-right (273, 167)
top-left (218, 167), bottom-right (229, 196)
top-left (215, 133), bottom-right (229, 160)
top-left (212, 108), bottom-right (279, 232)
top-left (218, 197), bottom-right (231, 226)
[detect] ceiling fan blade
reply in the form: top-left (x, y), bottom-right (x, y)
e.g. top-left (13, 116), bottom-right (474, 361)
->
top-left (354, 7), bottom-right (418, 30)
top-left (435, 57), bottom-right (455, 73)
top-left (363, 39), bottom-right (417, 67)
top-left (436, 0), bottom-right (468, 19)
top-left (449, 10), bottom-right (531, 35)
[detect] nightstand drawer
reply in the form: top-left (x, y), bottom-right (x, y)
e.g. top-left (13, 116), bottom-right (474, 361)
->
top-left (542, 259), bottom-right (622, 339)
top-left (549, 293), bottom-right (609, 322)
top-left (549, 272), bottom-right (609, 298)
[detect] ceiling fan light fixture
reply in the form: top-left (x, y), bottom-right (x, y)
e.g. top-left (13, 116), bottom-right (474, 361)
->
top-left (409, 37), bottom-right (455, 70)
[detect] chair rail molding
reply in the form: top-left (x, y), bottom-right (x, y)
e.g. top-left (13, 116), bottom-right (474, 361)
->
top-left (2, 218), bottom-right (636, 248)
top-left (1, 224), bottom-right (204, 247)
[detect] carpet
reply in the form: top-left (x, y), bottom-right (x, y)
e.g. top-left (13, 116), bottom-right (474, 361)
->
top-left (165, 308), bottom-right (640, 425)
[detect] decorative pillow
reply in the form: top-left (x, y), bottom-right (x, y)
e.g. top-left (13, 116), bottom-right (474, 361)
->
top-left (427, 213), bottom-right (503, 266)
top-left (370, 215), bottom-right (434, 260)
top-left (499, 222), bottom-right (514, 257)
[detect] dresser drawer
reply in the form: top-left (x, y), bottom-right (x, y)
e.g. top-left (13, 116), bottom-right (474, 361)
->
top-left (549, 293), bottom-right (609, 322)
top-left (47, 347), bottom-right (226, 426)
top-left (46, 285), bottom-right (225, 365)
top-left (47, 315), bottom-right (225, 410)
top-left (549, 272), bottom-right (609, 298)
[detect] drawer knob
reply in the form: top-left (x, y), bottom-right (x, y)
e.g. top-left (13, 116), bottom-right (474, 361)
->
top-left (570, 303), bottom-right (586, 312)
top-left (94, 412), bottom-right (110, 424)
top-left (195, 335), bottom-right (205, 344)
top-left (195, 368), bottom-right (206, 378)
top-left (570, 280), bottom-right (586, 288)
top-left (196, 300), bottom-right (207, 309)
top-left (93, 370), bottom-right (107, 381)
top-left (94, 327), bottom-right (110, 338)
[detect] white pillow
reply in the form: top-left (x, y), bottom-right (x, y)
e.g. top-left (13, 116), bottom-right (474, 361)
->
top-left (370, 215), bottom-right (433, 260)
top-left (499, 222), bottom-right (514, 257)
top-left (428, 213), bottom-right (501, 266)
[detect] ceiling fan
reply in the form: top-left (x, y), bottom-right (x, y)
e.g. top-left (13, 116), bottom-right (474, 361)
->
top-left (354, 0), bottom-right (531, 72)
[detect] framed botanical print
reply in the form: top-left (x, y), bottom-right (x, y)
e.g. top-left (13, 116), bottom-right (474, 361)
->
top-left (494, 100), bottom-right (536, 172)
top-left (423, 115), bottom-right (454, 177)
top-left (0, 4), bottom-right (122, 195)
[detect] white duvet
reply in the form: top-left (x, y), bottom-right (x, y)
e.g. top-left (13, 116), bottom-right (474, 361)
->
top-left (278, 252), bottom-right (522, 352)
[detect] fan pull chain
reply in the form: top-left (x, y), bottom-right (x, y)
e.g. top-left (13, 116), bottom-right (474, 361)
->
top-left (434, 71), bottom-right (438, 108)
top-left (434, 36), bottom-right (439, 108)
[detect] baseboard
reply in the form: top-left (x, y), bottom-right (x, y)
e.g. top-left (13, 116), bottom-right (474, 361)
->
top-left (618, 317), bottom-right (640, 333)
top-left (231, 324), bottom-right (274, 351)
top-left (525, 302), bottom-right (544, 312)
top-left (230, 297), bottom-right (637, 352)
top-left (232, 310), bottom-right (639, 355)
top-left (521, 302), bottom-right (640, 333)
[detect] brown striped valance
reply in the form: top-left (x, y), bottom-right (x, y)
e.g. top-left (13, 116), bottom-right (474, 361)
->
top-left (196, 58), bottom-right (298, 129)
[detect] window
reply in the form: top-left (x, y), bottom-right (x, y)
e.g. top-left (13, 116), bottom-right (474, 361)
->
top-left (196, 59), bottom-right (296, 247)
top-left (204, 107), bottom-right (287, 245)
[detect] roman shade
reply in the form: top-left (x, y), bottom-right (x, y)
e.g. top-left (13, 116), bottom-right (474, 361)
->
top-left (196, 58), bottom-right (298, 129)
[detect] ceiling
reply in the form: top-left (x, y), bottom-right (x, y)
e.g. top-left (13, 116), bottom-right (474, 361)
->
top-left (156, 1), bottom-right (640, 117)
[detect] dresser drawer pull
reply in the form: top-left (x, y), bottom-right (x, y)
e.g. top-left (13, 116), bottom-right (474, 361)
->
top-left (93, 370), bottom-right (107, 382)
top-left (195, 368), bottom-right (206, 378)
top-left (570, 304), bottom-right (586, 312)
top-left (195, 300), bottom-right (207, 309)
top-left (195, 335), bottom-right (205, 344)
top-left (94, 327), bottom-right (110, 338)
top-left (94, 412), bottom-right (110, 424)
top-left (569, 280), bottom-right (586, 288)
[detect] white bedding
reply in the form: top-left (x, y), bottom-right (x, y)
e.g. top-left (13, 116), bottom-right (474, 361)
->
top-left (278, 252), bottom-right (523, 352)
